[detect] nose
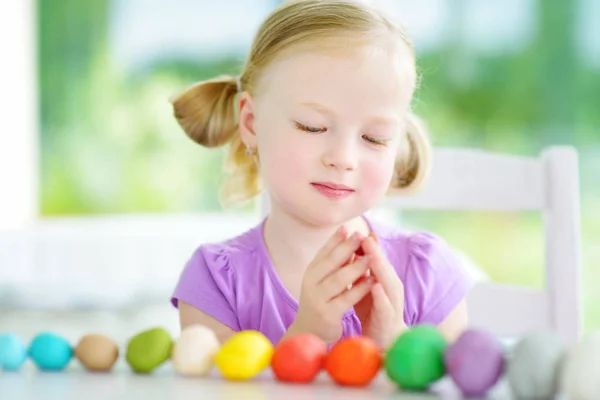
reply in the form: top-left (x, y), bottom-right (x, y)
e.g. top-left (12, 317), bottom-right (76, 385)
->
top-left (321, 135), bottom-right (357, 171)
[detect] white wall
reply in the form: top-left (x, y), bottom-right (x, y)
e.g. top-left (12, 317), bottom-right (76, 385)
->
top-left (0, 213), bottom-right (260, 309)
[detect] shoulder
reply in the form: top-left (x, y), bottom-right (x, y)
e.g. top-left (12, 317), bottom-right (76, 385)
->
top-left (369, 217), bottom-right (453, 274)
top-left (172, 220), bottom-right (265, 305)
top-left (188, 221), bottom-right (264, 276)
top-left (171, 221), bottom-right (266, 330)
top-left (368, 215), bottom-right (466, 273)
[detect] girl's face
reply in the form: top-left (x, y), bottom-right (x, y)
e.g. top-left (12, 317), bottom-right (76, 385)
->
top-left (238, 46), bottom-right (415, 227)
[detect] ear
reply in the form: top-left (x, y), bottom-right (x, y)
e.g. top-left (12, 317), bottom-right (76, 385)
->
top-left (237, 92), bottom-right (257, 149)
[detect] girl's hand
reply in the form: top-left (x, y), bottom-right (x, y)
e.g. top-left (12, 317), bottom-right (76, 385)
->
top-left (288, 227), bottom-right (375, 345)
top-left (354, 232), bottom-right (408, 348)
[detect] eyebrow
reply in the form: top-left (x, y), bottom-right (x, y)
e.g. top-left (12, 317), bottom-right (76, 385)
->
top-left (299, 101), bottom-right (399, 125)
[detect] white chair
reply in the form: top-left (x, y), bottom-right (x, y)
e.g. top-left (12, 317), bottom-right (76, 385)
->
top-left (381, 146), bottom-right (583, 346)
top-left (258, 146), bottom-right (583, 345)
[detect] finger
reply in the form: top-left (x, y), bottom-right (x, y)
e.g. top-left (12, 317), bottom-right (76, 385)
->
top-left (348, 232), bottom-right (367, 265)
top-left (331, 277), bottom-right (375, 318)
top-left (343, 251), bottom-right (356, 268)
top-left (314, 232), bottom-right (363, 283)
top-left (309, 225), bottom-right (348, 271)
top-left (371, 282), bottom-right (393, 314)
top-left (320, 255), bottom-right (371, 301)
top-left (361, 237), bottom-right (391, 280)
top-left (351, 261), bottom-right (375, 286)
top-left (371, 231), bottom-right (380, 244)
top-left (362, 236), bottom-right (403, 305)
top-left (355, 232), bottom-right (372, 256)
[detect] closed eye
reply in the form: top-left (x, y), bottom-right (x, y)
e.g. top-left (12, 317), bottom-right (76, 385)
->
top-left (294, 121), bottom-right (326, 133)
top-left (362, 135), bottom-right (388, 146)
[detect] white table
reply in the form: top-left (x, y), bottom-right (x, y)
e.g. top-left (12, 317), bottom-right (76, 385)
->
top-left (0, 360), bottom-right (522, 400)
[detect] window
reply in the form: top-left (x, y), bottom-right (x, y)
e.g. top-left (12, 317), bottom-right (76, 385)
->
top-left (37, 1), bottom-right (279, 216)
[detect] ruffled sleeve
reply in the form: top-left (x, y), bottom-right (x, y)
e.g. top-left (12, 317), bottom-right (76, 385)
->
top-left (171, 244), bottom-right (241, 331)
top-left (403, 232), bottom-right (474, 326)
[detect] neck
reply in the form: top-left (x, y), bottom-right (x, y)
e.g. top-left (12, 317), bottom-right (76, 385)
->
top-left (262, 205), bottom-right (370, 272)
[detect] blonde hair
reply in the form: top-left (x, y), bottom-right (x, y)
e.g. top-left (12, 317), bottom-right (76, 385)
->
top-left (171, 0), bottom-right (432, 208)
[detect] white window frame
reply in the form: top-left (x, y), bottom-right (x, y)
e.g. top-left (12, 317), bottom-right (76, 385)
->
top-left (0, 0), bottom-right (38, 230)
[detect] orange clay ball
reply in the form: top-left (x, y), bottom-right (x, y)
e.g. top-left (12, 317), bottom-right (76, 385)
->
top-left (325, 336), bottom-right (382, 387)
top-left (272, 334), bottom-right (328, 383)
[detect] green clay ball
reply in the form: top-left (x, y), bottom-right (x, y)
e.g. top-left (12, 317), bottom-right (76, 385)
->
top-left (385, 324), bottom-right (448, 391)
top-left (126, 327), bottom-right (173, 374)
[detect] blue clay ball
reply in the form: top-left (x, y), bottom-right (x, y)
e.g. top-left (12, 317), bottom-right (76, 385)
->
top-left (0, 333), bottom-right (28, 371)
top-left (28, 332), bottom-right (73, 371)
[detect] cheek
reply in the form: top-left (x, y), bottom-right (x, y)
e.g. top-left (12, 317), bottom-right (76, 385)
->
top-left (257, 128), bottom-right (313, 186)
top-left (361, 152), bottom-right (396, 194)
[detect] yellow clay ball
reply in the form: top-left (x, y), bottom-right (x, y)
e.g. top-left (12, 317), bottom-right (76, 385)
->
top-left (214, 330), bottom-right (273, 381)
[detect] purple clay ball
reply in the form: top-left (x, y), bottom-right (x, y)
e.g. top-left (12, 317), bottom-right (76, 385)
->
top-left (444, 329), bottom-right (505, 398)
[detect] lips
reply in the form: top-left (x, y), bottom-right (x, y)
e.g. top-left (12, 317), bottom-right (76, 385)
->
top-left (311, 182), bottom-right (354, 191)
top-left (311, 182), bottom-right (355, 199)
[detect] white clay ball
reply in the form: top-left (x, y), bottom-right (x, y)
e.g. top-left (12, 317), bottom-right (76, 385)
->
top-left (561, 331), bottom-right (600, 400)
top-left (506, 331), bottom-right (566, 399)
top-left (172, 325), bottom-right (221, 376)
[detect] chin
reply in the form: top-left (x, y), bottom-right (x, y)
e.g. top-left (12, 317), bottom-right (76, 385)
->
top-left (297, 204), bottom-right (364, 228)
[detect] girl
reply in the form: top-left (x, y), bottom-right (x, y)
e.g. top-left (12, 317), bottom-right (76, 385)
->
top-left (170, 0), bottom-right (473, 349)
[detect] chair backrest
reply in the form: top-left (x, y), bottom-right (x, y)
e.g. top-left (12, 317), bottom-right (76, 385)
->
top-left (258, 146), bottom-right (583, 345)
top-left (381, 146), bottom-right (583, 345)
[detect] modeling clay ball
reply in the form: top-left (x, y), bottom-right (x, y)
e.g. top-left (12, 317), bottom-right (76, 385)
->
top-left (560, 331), bottom-right (600, 400)
top-left (214, 330), bottom-right (273, 381)
top-left (506, 331), bottom-right (566, 399)
top-left (126, 327), bottom-right (173, 374)
top-left (172, 325), bottom-right (220, 376)
top-left (0, 333), bottom-right (28, 371)
top-left (28, 332), bottom-right (73, 371)
top-left (385, 325), bottom-right (448, 391)
top-left (272, 333), bottom-right (327, 383)
top-left (325, 336), bottom-right (382, 387)
top-left (75, 334), bottom-right (119, 372)
top-left (444, 329), bottom-right (504, 397)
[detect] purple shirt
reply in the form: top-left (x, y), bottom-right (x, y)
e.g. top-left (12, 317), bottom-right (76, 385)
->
top-left (171, 215), bottom-right (474, 345)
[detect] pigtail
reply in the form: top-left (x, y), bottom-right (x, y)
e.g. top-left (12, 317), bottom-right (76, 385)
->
top-left (171, 75), bottom-right (239, 148)
top-left (389, 112), bottom-right (432, 193)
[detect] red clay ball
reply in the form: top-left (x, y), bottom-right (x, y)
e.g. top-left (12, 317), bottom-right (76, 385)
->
top-left (272, 334), bottom-right (328, 383)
